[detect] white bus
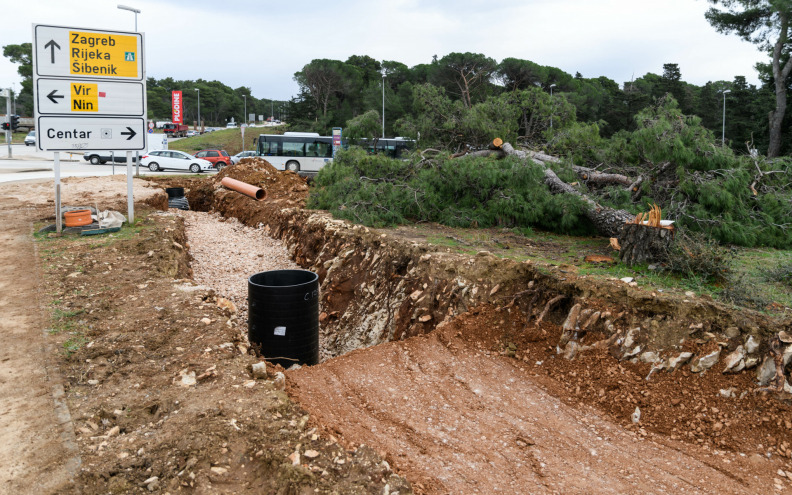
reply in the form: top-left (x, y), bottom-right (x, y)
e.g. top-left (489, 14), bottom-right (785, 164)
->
top-left (256, 132), bottom-right (333, 173)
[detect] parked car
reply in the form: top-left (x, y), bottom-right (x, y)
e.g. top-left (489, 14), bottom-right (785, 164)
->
top-left (24, 130), bottom-right (36, 146)
top-left (194, 149), bottom-right (231, 169)
top-left (226, 122), bottom-right (237, 128)
top-left (230, 150), bottom-right (257, 164)
top-left (140, 150), bottom-right (213, 173)
top-left (83, 151), bottom-right (139, 164)
top-left (185, 130), bottom-right (199, 137)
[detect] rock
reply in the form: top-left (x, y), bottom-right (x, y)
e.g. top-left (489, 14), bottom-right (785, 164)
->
top-left (418, 314), bottom-right (432, 323)
top-left (489, 284), bottom-right (500, 296)
top-left (784, 346), bottom-right (792, 367)
top-left (685, 291), bottom-right (695, 297)
top-left (287, 452), bottom-right (300, 465)
top-left (304, 449), bottom-right (319, 458)
top-left (725, 326), bottom-right (740, 339)
top-left (177, 369), bottom-right (196, 387)
top-left (143, 476), bottom-right (159, 491)
top-left (640, 351), bottom-right (659, 363)
top-left (744, 335), bottom-right (760, 354)
top-left (288, 364), bottom-right (302, 371)
top-left (723, 345), bottom-right (745, 373)
top-left (623, 346), bottom-right (641, 359)
top-left (689, 323), bottom-right (704, 332)
top-left (757, 357), bottom-right (776, 386)
top-left (779, 331), bottom-right (792, 343)
top-left (744, 356), bottom-right (759, 369)
top-left (210, 466), bottom-right (228, 475)
top-left (216, 297), bottom-right (237, 313)
top-left (667, 352), bottom-right (693, 371)
top-left (273, 372), bottom-right (286, 391)
top-left (620, 277), bottom-right (634, 284)
top-left (631, 407), bottom-right (641, 424)
top-left (562, 342), bottom-right (579, 360)
top-left (87, 379), bottom-right (99, 386)
top-left (690, 350), bottom-right (720, 373)
top-left (719, 387), bottom-right (737, 398)
top-left (106, 426), bottom-right (120, 437)
top-left (200, 317), bottom-right (212, 325)
top-left (252, 362), bottom-right (268, 379)
top-left (623, 327), bottom-right (640, 349)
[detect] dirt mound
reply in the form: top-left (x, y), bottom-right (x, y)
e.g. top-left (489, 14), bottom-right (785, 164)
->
top-left (216, 158), bottom-right (310, 207)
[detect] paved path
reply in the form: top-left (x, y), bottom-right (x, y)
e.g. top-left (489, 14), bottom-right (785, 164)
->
top-left (0, 195), bottom-right (79, 494)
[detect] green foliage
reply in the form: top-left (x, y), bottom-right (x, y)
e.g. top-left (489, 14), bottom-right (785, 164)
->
top-left (663, 231), bottom-right (733, 284)
top-left (344, 110), bottom-right (382, 140)
top-left (309, 148), bottom-right (593, 234)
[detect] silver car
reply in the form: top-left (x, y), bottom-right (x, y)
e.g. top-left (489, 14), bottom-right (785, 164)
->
top-left (230, 150), bottom-right (257, 164)
top-left (24, 130), bottom-right (36, 146)
top-left (140, 150), bottom-right (213, 173)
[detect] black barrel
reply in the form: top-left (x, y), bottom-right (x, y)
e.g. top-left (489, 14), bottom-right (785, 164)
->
top-left (165, 187), bottom-right (185, 198)
top-left (248, 270), bottom-right (319, 367)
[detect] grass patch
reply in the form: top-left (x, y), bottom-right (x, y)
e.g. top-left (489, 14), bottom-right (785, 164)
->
top-left (62, 333), bottom-right (88, 356)
top-left (168, 125), bottom-right (287, 155)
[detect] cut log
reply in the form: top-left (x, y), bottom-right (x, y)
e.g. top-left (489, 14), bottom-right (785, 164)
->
top-left (618, 223), bottom-right (674, 266)
top-left (571, 165), bottom-right (634, 187)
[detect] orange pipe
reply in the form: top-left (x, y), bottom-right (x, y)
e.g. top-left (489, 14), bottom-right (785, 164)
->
top-left (220, 177), bottom-right (266, 201)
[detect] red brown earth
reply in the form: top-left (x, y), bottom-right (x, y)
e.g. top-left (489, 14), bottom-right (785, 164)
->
top-left (1, 160), bottom-right (791, 494)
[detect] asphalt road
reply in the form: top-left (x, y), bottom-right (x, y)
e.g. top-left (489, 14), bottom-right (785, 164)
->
top-left (0, 143), bottom-right (214, 184)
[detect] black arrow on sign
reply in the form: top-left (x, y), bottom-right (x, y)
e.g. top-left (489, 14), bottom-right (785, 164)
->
top-left (44, 40), bottom-right (61, 64)
top-left (47, 89), bottom-right (64, 104)
top-left (120, 127), bottom-right (137, 141)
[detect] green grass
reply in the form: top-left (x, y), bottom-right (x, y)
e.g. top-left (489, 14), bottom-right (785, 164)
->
top-left (167, 125), bottom-right (287, 155)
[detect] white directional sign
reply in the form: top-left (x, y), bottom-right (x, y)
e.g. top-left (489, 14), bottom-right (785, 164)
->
top-left (37, 117), bottom-right (144, 151)
top-left (32, 24), bottom-right (146, 152)
top-left (33, 25), bottom-right (143, 81)
top-left (36, 78), bottom-right (144, 115)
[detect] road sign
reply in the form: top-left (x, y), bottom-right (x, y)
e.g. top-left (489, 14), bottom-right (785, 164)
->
top-left (32, 23), bottom-right (146, 152)
top-left (33, 25), bottom-right (143, 81)
top-left (37, 116), bottom-right (145, 151)
top-left (36, 78), bottom-right (144, 115)
top-left (148, 121), bottom-right (154, 129)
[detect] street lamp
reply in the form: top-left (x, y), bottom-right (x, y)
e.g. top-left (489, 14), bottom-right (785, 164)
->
top-left (117, 4), bottom-right (140, 31)
top-left (381, 69), bottom-right (387, 138)
top-left (721, 89), bottom-right (731, 145)
top-left (243, 95), bottom-right (247, 125)
top-left (194, 88), bottom-right (200, 131)
top-left (549, 84), bottom-right (557, 129)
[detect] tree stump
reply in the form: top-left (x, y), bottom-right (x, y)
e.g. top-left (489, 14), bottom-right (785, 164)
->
top-left (618, 223), bottom-right (674, 266)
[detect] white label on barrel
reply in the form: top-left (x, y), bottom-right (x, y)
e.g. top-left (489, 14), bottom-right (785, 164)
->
top-left (274, 326), bottom-right (286, 336)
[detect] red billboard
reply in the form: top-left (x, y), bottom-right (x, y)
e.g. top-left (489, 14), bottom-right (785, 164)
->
top-left (171, 90), bottom-right (183, 124)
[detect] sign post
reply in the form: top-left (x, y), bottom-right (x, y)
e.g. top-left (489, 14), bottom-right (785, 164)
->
top-left (32, 24), bottom-right (146, 228)
top-left (332, 127), bottom-right (342, 158)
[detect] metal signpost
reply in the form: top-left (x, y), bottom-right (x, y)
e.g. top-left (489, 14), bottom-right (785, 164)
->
top-left (32, 24), bottom-right (146, 232)
top-left (332, 127), bottom-right (342, 158)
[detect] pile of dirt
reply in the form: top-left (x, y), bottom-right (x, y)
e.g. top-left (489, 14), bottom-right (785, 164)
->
top-left (216, 158), bottom-right (310, 207)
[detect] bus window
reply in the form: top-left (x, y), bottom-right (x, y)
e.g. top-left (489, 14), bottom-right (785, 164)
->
top-left (282, 140), bottom-right (305, 157)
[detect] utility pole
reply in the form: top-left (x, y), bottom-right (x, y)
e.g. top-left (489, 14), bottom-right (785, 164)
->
top-left (4, 88), bottom-right (11, 158)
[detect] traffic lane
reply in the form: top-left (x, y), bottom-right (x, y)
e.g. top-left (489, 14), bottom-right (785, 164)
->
top-left (0, 160), bottom-right (218, 184)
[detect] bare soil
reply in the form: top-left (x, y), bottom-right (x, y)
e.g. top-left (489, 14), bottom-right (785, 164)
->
top-left (2, 161), bottom-right (792, 494)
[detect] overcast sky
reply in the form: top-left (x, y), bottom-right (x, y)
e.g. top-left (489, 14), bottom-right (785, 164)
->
top-left (1, 0), bottom-right (766, 102)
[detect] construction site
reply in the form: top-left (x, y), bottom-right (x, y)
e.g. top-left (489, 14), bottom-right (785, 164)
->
top-left (2, 158), bottom-right (792, 495)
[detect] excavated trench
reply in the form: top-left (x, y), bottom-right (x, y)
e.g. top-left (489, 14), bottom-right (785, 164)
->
top-left (153, 162), bottom-right (792, 493)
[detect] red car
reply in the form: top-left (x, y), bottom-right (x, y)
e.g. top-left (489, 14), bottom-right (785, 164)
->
top-left (194, 149), bottom-right (231, 169)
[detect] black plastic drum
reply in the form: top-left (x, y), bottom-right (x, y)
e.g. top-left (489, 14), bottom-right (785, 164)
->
top-left (248, 269), bottom-right (319, 367)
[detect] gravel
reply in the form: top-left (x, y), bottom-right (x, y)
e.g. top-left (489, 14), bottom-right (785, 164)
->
top-left (176, 210), bottom-right (300, 322)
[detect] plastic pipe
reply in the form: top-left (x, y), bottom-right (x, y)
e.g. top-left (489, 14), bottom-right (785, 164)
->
top-left (220, 177), bottom-right (266, 201)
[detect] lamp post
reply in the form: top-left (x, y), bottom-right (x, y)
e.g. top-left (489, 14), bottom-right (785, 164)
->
top-left (549, 84), bottom-right (556, 129)
top-left (243, 95), bottom-right (247, 125)
top-left (117, 4), bottom-right (140, 31)
top-left (721, 89), bottom-right (731, 146)
top-left (194, 88), bottom-right (200, 132)
top-left (381, 68), bottom-right (387, 138)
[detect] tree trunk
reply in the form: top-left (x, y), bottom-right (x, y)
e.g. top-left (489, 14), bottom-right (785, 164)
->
top-left (618, 223), bottom-right (674, 266)
top-left (767, 13), bottom-right (792, 158)
top-left (500, 143), bottom-right (633, 237)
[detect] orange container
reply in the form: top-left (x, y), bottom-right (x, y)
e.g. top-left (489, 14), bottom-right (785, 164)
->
top-left (63, 209), bottom-right (93, 227)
